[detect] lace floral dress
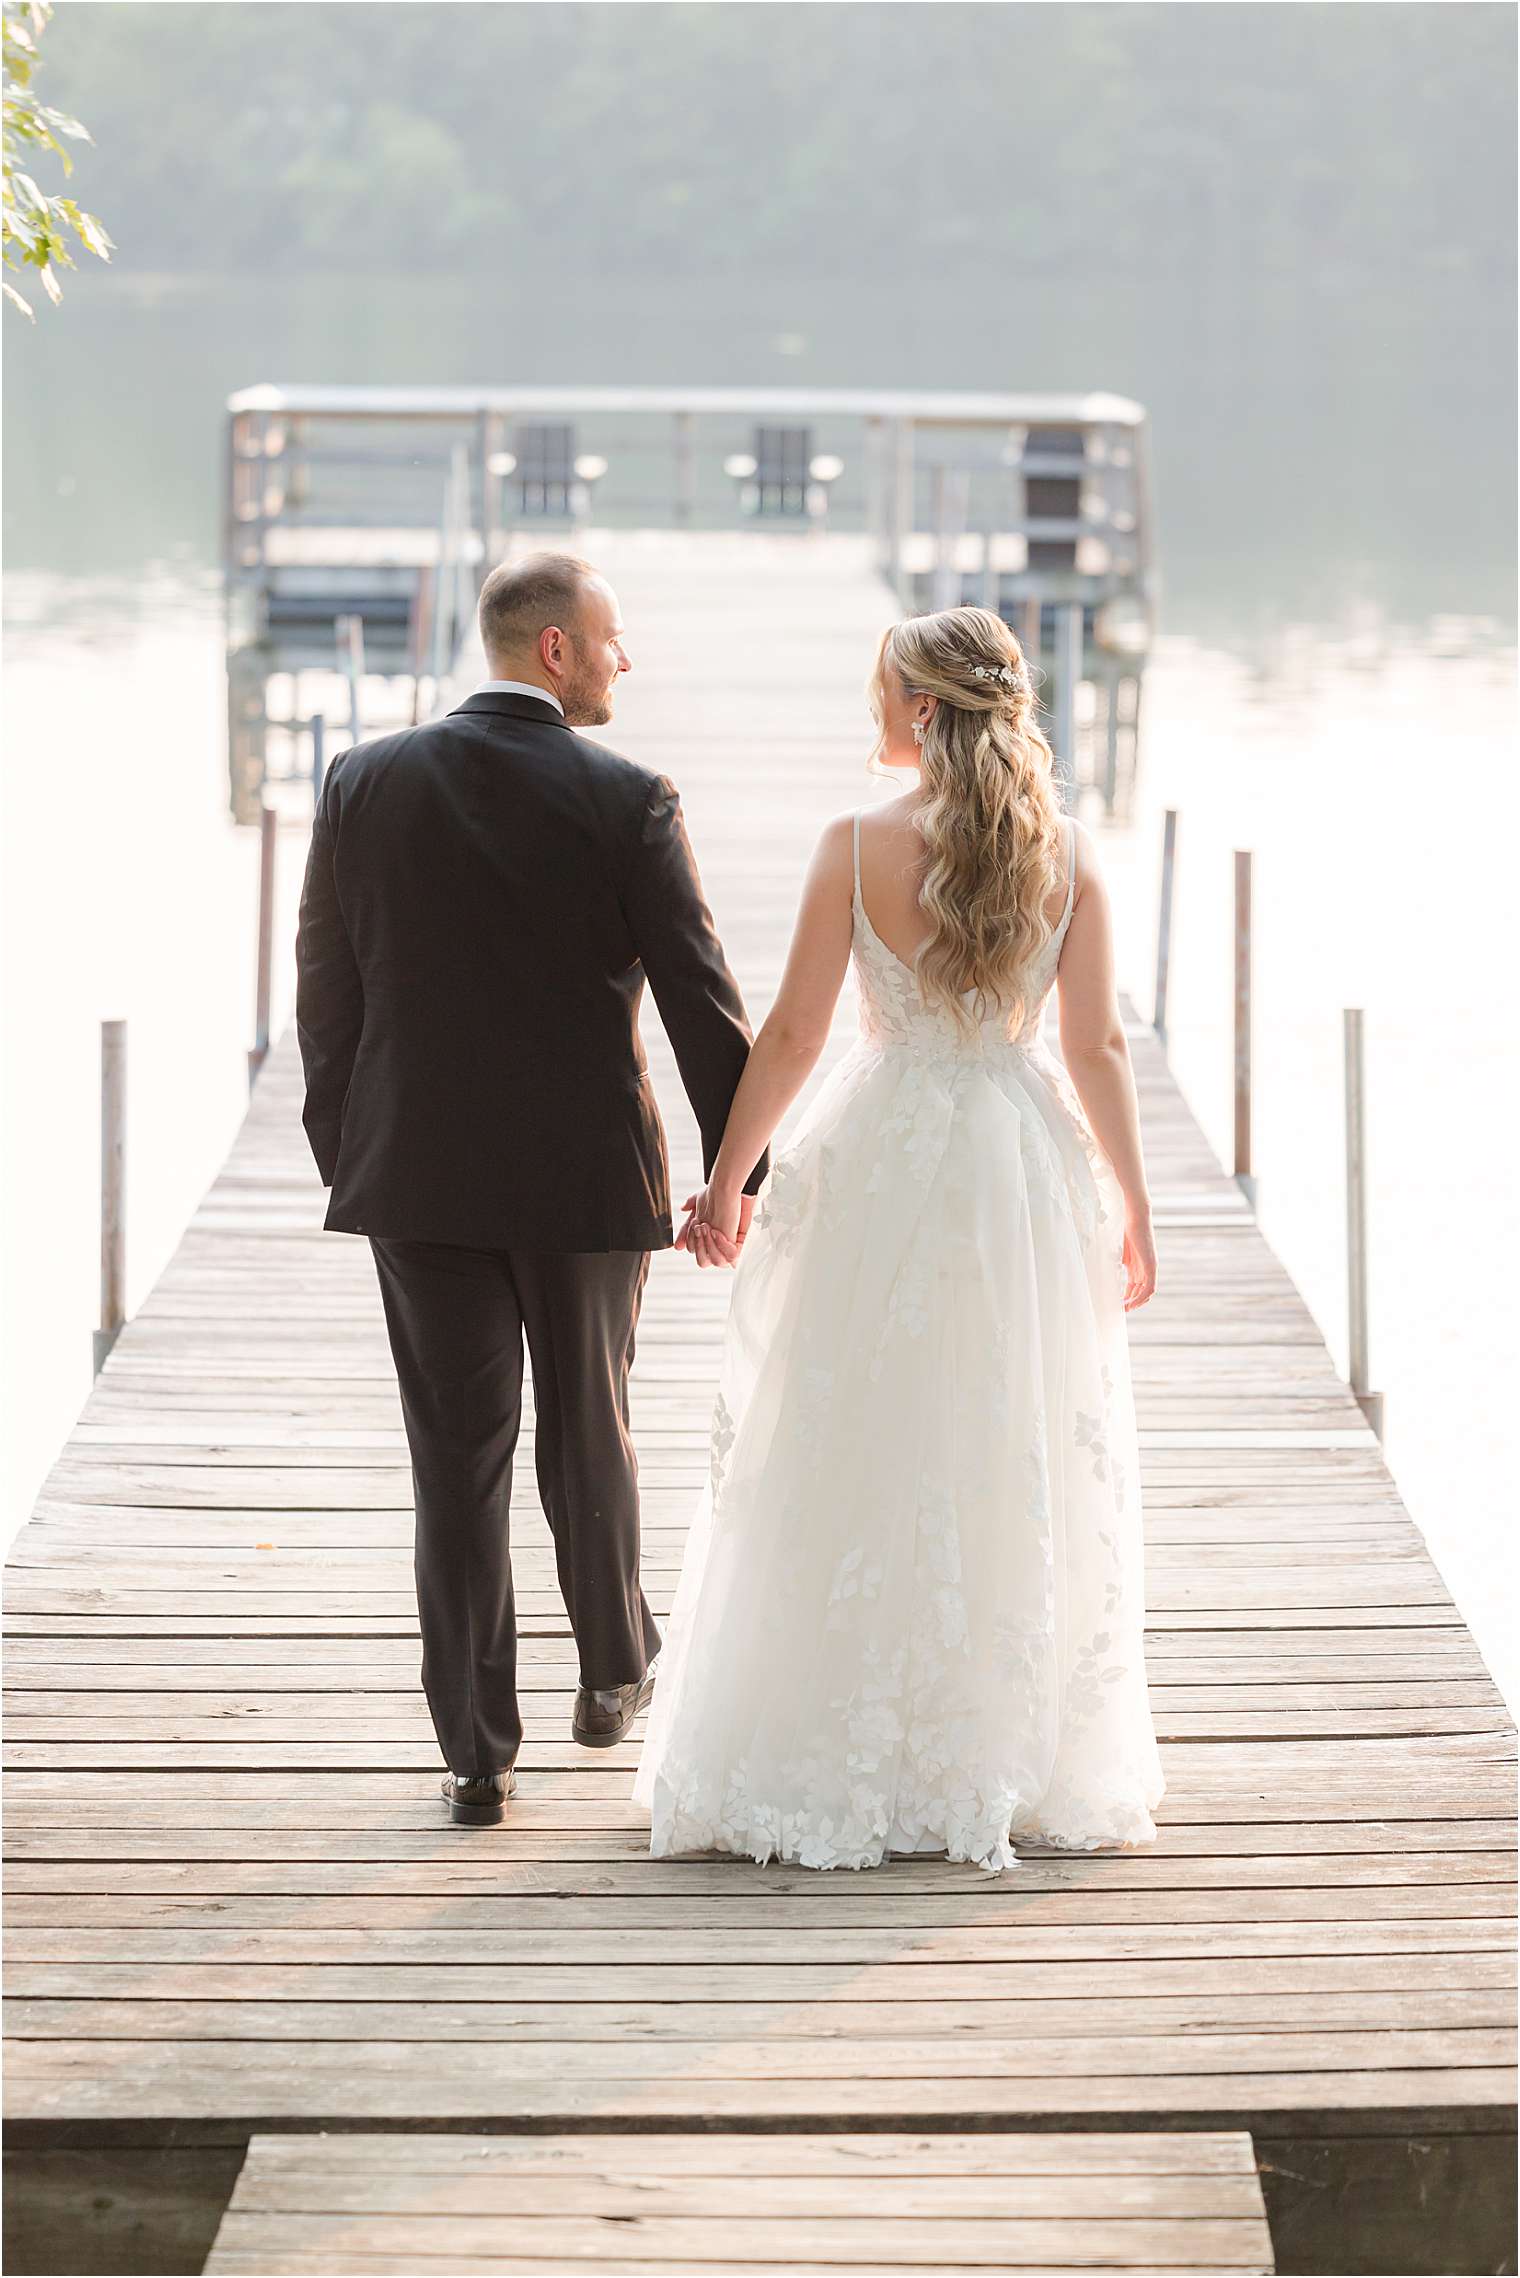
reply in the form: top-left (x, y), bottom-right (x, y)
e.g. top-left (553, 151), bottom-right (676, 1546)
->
top-left (633, 810), bottom-right (1166, 1873)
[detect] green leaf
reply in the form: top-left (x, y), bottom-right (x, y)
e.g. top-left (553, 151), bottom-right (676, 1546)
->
top-left (41, 106), bottom-right (89, 143)
top-left (1, 0), bottom-right (110, 312)
top-left (70, 206), bottom-right (112, 259)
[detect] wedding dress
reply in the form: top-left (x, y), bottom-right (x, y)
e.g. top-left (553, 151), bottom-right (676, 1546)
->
top-left (634, 809), bottom-right (1165, 1873)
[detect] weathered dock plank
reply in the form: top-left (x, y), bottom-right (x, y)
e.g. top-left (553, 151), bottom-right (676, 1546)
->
top-left (202, 2128), bottom-right (1275, 2274)
top-left (3, 534), bottom-right (1514, 2278)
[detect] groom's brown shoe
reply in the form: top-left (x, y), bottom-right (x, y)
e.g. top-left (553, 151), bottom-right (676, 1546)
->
top-left (572, 1666), bottom-right (656, 1749)
top-left (440, 1766), bottom-right (517, 1825)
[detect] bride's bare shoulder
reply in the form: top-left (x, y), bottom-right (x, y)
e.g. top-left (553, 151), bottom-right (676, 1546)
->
top-left (815, 794), bottom-right (917, 877)
top-left (797, 810), bottom-right (858, 896)
top-left (1068, 813), bottom-right (1101, 900)
top-left (815, 808), bottom-right (860, 853)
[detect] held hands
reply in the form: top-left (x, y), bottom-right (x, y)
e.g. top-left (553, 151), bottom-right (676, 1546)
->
top-left (675, 1185), bottom-right (754, 1269)
top-left (678, 1181), bottom-right (1152, 1296)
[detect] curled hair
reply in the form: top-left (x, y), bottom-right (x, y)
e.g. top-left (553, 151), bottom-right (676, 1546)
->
top-left (868, 605), bottom-right (1067, 1040)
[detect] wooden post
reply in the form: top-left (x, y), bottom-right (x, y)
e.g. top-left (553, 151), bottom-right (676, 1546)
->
top-left (1233, 848), bottom-right (1254, 1203)
top-left (1154, 808), bottom-right (1177, 1048)
top-left (1343, 1007), bottom-right (1385, 1438)
top-left (93, 1020), bottom-right (126, 1376)
top-left (248, 802), bottom-right (276, 1089)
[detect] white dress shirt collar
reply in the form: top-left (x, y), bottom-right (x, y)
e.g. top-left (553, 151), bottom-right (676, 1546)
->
top-left (474, 678), bottom-right (564, 717)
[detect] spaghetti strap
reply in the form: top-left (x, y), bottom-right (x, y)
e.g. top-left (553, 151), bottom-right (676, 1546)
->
top-left (1061, 813), bottom-right (1078, 929)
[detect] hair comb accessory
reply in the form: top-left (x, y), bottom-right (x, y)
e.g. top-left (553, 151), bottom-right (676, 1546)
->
top-left (971, 663), bottom-right (1024, 689)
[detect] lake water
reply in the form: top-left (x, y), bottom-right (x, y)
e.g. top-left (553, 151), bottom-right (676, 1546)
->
top-left (3, 269), bottom-right (1515, 1702)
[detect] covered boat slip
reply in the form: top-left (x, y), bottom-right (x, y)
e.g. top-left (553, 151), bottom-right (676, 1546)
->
top-left (4, 535), bottom-right (1515, 2274)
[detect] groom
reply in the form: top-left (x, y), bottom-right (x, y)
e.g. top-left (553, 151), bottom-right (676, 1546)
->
top-left (295, 551), bottom-right (766, 1823)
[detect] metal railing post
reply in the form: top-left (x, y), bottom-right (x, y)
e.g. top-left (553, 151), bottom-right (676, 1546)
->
top-left (930, 468), bottom-right (968, 613)
top-left (248, 801), bottom-right (277, 1089)
top-left (673, 411), bottom-right (696, 527)
top-left (889, 419), bottom-right (915, 606)
top-left (93, 1019), bottom-right (126, 1375)
top-left (336, 613), bottom-right (365, 741)
top-left (430, 465), bottom-right (456, 689)
top-left (473, 407), bottom-right (493, 594)
top-left (1344, 1008), bottom-right (1385, 1438)
top-left (927, 467), bottom-right (946, 608)
top-left (1154, 808), bottom-right (1177, 1048)
top-left (1233, 848), bottom-right (1254, 1203)
top-left (864, 416), bottom-right (885, 564)
top-left (1100, 659), bottom-right (1122, 813)
top-left (409, 568), bottom-right (435, 726)
top-left (1021, 595), bottom-right (1041, 669)
top-left (1053, 600), bottom-right (1083, 797)
top-left (978, 529), bottom-right (998, 611)
top-left (310, 712), bottom-right (326, 802)
top-left (449, 442), bottom-right (472, 647)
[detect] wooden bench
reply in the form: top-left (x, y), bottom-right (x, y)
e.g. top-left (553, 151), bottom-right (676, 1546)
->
top-left (205, 2128), bottom-right (1275, 2273)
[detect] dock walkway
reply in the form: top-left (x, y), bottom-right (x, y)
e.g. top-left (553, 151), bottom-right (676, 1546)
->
top-left (4, 534), bottom-right (1515, 2276)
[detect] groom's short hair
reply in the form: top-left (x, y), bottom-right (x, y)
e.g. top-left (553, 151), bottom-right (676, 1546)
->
top-left (479, 551), bottom-right (598, 663)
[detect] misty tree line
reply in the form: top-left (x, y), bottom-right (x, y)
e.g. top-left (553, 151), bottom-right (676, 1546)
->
top-left (42, 2), bottom-right (1514, 281)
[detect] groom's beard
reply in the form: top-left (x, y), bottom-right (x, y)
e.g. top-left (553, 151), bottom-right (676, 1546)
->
top-left (560, 644), bottom-right (616, 728)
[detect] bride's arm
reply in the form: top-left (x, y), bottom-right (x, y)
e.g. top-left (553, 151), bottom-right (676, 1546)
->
top-left (1055, 821), bottom-right (1157, 1307)
top-left (685, 814), bottom-right (855, 1257)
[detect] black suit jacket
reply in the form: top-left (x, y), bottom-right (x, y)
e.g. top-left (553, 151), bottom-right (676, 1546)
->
top-left (294, 690), bottom-right (767, 1250)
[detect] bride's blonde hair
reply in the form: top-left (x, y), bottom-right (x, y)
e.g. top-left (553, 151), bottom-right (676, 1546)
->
top-left (868, 605), bottom-right (1068, 1039)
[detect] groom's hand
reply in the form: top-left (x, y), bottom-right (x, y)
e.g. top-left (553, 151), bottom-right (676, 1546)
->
top-left (675, 1194), bottom-right (701, 1254)
top-left (678, 1185), bottom-right (751, 1269)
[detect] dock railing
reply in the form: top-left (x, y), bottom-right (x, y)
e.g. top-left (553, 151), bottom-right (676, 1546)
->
top-left (223, 382), bottom-right (1157, 823)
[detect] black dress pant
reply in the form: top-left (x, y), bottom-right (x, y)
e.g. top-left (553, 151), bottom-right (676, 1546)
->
top-left (369, 1237), bottom-right (661, 1778)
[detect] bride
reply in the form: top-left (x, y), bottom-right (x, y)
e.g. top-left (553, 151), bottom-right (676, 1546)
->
top-left (632, 604), bottom-right (1165, 1874)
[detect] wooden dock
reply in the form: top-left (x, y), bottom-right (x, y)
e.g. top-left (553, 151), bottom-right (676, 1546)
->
top-left (4, 533), bottom-right (1515, 2277)
top-left (203, 2129), bottom-right (1277, 2274)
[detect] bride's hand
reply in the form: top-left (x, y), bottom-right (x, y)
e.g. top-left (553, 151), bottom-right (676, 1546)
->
top-left (676, 1185), bottom-right (751, 1269)
top-left (1121, 1204), bottom-right (1156, 1311)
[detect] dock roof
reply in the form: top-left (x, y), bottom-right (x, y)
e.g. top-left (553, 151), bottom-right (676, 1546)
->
top-left (227, 382), bottom-right (1148, 426)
